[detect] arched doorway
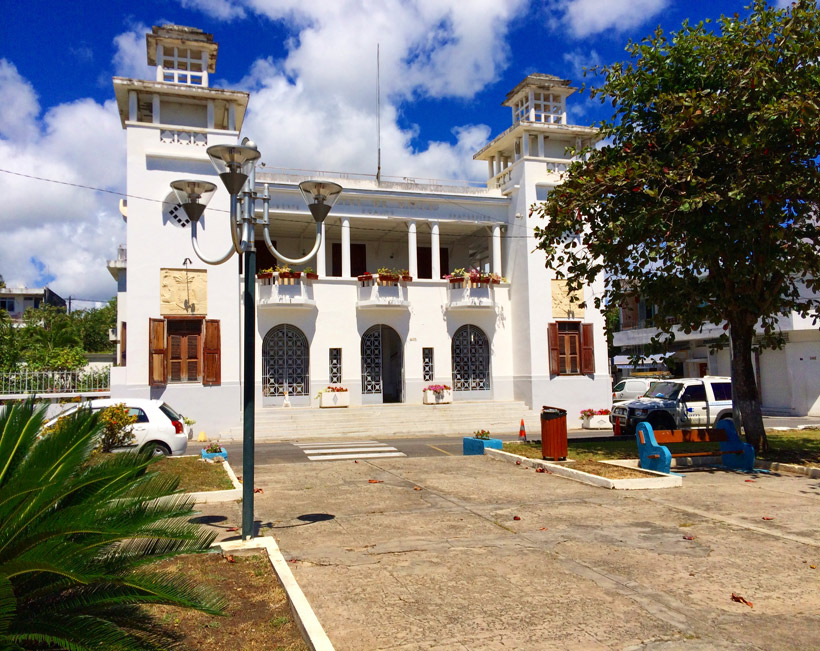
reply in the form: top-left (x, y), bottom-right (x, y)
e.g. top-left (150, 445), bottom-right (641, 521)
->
top-left (262, 324), bottom-right (309, 405)
top-left (361, 324), bottom-right (403, 403)
top-left (452, 325), bottom-right (490, 394)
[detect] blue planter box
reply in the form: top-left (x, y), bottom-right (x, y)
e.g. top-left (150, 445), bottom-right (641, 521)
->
top-left (463, 437), bottom-right (503, 456)
top-left (201, 448), bottom-right (227, 461)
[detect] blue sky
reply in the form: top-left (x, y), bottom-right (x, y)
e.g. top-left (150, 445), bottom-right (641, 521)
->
top-left (0, 0), bottom-right (795, 301)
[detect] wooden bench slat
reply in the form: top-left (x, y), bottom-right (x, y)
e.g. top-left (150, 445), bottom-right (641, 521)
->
top-left (670, 450), bottom-right (743, 458)
top-left (653, 428), bottom-right (729, 444)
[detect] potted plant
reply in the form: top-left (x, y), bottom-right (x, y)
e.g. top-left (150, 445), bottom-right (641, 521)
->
top-left (256, 267), bottom-right (274, 280)
top-left (377, 267), bottom-right (399, 285)
top-left (303, 266), bottom-right (319, 280)
top-left (447, 268), bottom-right (467, 286)
top-left (316, 385), bottom-right (349, 408)
top-left (580, 408), bottom-right (612, 429)
top-left (468, 269), bottom-right (491, 287)
top-left (357, 272), bottom-right (373, 283)
top-left (399, 268), bottom-right (413, 282)
top-left (422, 383), bottom-right (452, 404)
top-left (276, 264), bottom-right (301, 284)
top-left (200, 440), bottom-right (227, 461)
top-left (462, 428), bottom-right (503, 455)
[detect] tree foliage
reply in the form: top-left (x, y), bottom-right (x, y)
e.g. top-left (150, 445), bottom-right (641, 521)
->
top-left (0, 401), bottom-right (224, 649)
top-left (533, 1), bottom-right (820, 450)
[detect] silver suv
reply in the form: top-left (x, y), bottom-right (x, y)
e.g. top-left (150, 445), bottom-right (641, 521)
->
top-left (610, 376), bottom-right (733, 435)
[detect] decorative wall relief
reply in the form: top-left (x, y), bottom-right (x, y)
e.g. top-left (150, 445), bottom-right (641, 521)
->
top-left (551, 279), bottom-right (585, 319)
top-left (160, 268), bottom-right (207, 315)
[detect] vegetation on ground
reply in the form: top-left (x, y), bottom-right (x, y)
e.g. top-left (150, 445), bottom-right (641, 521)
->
top-left (532, 1), bottom-right (820, 452)
top-left (148, 553), bottom-right (308, 651)
top-left (154, 457), bottom-right (236, 493)
top-left (0, 401), bottom-right (224, 650)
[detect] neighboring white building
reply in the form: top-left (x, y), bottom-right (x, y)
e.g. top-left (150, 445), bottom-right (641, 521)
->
top-left (614, 295), bottom-right (820, 417)
top-left (0, 285), bottom-right (66, 323)
top-left (107, 24), bottom-right (612, 435)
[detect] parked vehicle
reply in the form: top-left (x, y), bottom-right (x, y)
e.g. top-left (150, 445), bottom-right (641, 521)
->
top-left (44, 398), bottom-right (192, 455)
top-left (610, 376), bottom-right (734, 436)
top-left (612, 377), bottom-right (663, 404)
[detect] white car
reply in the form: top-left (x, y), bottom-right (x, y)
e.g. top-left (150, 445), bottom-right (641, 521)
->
top-left (612, 377), bottom-right (664, 404)
top-left (45, 398), bottom-right (192, 456)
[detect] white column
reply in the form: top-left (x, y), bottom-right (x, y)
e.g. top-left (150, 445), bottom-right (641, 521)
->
top-left (561, 94), bottom-right (567, 124)
top-left (128, 91), bottom-right (137, 122)
top-left (207, 100), bottom-right (215, 129)
top-left (487, 159), bottom-right (495, 178)
top-left (156, 45), bottom-right (164, 82)
top-left (538, 134), bottom-right (545, 158)
top-left (341, 217), bottom-right (351, 277)
top-left (528, 90), bottom-right (535, 121)
top-left (317, 221), bottom-right (327, 277)
top-left (522, 133), bottom-right (530, 157)
top-left (407, 222), bottom-right (418, 279)
top-left (495, 155), bottom-right (502, 176)
top-left (201, 50), bottom-right (209, 87)
top-left (228, 103), bottom-right (236, 131)
top-left (431, 222), bottom-right (441, 279)
top-left (152, 94), bottom-right (160, 124)
top-left (492, 225), bottom-right (502, 276)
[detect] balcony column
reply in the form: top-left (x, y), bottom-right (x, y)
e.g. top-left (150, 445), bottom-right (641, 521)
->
top-left (207, 100), bottom-right (215, 129)
top-left (538, 134), bottom-right (545, 158)
top-left (522, 132), bottom-right (530, 157)
top-left (487, 159), bottom-right (495, 178)
top-left (128, 91), bottom-right (137, 121)
top-left (341, 217), bottom-right (351, 277)
top-left (492, 225), bottom-right (502, 276)
top-left (431, 222), bottom-right (441, 279)
top-left (407, 221), bottom-right (418, 278)
top-left (317, 221), bottom-right (327, 277)
top-left (156, 44), bottom-right (164, 82)
top-left (152, 94), bottom-right (160, 124)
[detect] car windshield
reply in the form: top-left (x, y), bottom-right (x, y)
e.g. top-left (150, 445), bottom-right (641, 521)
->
top-left (159, 403), bottom-right (182, 422)
top-left (646, 382), bottom-right (683, 399)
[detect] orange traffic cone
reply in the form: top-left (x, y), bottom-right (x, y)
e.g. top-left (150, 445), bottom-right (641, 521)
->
top-left (519, 418), bottom-right (526, 441)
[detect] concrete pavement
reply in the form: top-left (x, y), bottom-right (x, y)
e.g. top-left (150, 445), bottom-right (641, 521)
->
top-left (198, 455), bottom-right (820, 650)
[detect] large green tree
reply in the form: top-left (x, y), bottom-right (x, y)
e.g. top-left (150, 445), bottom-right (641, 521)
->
top-left (533, 1), bottom-right (820, 451)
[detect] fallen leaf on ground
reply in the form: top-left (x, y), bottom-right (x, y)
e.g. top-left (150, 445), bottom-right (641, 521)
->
top-left (413, 486), bottom-right (422, 491)
top-left (254, 488), bottom-right (264, 494)
top-left (731, 593), bottom-right (753, 608)
top-left (539, 527), bottom-right (548, 531)
top-left (225, 555), bottom-right (235, 563)
top-left (368, 479), bottom-right (384, 484)
top-left (513, 516), bottom-right (521, 521)
top-left (226, 526), bottom-right (238, 532)
top-left (354, 460), bottom-right (358, 463)
top-left (762, 516), bottom-right (774, 520)
top-left (745, 479), bottom-right (755, 483)
top-left (683, 535), bottom-right (695, 541)
top-left (535, 467), bottom-right (546, 473)
top-left (237, 477), bottom-right (242, 482)
top-left (811, 565), bottom-right (817, 569)
top-left (515, 460), bottom-right (521, 465)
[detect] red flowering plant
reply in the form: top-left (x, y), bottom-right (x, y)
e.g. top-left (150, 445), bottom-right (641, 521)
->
top-left (580, 408), bottom-right (611, 419)
top-left (422, 384), bottom-right (451, 396)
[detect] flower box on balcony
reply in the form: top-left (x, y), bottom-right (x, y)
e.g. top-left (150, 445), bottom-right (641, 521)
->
top-left (401, 275), bottom-right (413, 282)
top-left (304, 272), bottom-right (319, 280)
top-left (318, 389), bottom-right (349, 408)
top-left (377, 273), bottom-right (399, 286)
top-left (277, 271), bottom-right (302, 285)
top-left (448, 277), bottom-right (465, 286)
top-left (357, 273), bottom-right (373, 283)
top-left (256, 272), bottom-right (273, 280)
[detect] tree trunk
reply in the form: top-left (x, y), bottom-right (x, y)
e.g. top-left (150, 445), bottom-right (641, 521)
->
top-left (730, 323), bottom-right (767, 452)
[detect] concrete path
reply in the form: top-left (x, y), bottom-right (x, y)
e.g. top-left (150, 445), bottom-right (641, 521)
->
top-left (199, 456), bottom-right (820, 650)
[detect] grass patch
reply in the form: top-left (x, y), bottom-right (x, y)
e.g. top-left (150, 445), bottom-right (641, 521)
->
top-left (505, 428), bottom-right (820, 468)
top-left (149, 553), bottom-right (308, 650)
top-left (153, 456), bottom-right (235, 492)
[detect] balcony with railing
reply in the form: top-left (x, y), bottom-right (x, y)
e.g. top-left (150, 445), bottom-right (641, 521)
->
top-left (445, 277), bottom-right (501, 310)
top-left (256, 273), bottom-right (316, 308)
top-left (356, 275), bottom-right (410, 309)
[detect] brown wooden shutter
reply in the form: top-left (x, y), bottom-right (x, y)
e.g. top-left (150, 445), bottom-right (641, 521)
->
top-left (581, 323), bottom-right (595, 374)
top-left (547, 323), bottom-right (559, 376)
top-left (120, 322), bottom-right (127, 367)
top-left (148, 318), bottom-right (167, 386)
top-left (203, 319), bottom-right (221, 386)
top-left (186, 334), bottom-right (200, 381)
top-left (168, 335), bottom-right (183, 381)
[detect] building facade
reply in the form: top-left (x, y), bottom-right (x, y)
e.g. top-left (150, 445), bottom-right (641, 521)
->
top-left (108, 25), bottom-right (612, 435)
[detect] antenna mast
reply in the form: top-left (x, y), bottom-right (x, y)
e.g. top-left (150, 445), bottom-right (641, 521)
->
top-left (376, 43), bottom-right (381, 183)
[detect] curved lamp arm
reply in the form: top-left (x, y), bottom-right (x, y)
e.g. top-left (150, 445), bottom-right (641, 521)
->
top-left (191, 220), bottom-right (238, 265)
top-left (262, 223), bottom-right (322, 265)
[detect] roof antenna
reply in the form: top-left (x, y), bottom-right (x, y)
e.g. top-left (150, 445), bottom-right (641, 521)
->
top-left (376, 42), bottom-right (381, 184)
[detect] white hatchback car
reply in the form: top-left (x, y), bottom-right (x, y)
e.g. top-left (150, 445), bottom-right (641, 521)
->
top-left (612, 377), bottom-right (663, 404)
top-left (45, 398), bottom-right (192, 456)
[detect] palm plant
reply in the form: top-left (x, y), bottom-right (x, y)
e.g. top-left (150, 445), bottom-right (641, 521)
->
top-left (0, 401), bottom-right (225, 650)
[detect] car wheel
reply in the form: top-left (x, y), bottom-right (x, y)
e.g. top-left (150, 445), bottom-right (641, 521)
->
top-left (646, 413), bottom-right (675, 432)
top-left (141, 441), bottom-right (171, 457)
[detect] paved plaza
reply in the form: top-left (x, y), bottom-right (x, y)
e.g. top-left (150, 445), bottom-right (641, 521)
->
top-left (201, 454), bottom-right (820, 650)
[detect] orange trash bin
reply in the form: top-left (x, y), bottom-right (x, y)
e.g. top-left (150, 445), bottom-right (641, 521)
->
top-left (541, 406), bottom-right (568, 461)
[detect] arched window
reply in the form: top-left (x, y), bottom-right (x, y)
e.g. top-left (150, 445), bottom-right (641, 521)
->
top-left (452, 325), bottom-right (490, 391)
top-left (263, 324), bottom-right (309, 396)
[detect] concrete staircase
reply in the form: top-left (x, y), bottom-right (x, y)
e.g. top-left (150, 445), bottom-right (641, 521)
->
top-left (224, 401), bottom-right (543, 441)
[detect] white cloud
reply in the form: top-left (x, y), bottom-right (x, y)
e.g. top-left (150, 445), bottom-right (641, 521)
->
top-left (180, 0), bottom-right (247, 20)
top-left (551, 0), bottom-right (669, 39)
top-left (0, 63), bottom-right (124, 300)
top-left (0, 61), bottom-right (40, 142)
top-left (112, 23), bottom-right (154, 80)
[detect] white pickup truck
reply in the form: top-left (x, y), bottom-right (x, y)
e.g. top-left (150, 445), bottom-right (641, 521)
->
top-left (610, 376), bottom-right (734, 435)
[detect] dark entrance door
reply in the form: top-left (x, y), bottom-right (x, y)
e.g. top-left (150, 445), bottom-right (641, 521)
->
top-left (361, 324), bottom-right (403, 403)
top-left (331, 243), bottom-right (367, 277)
top-left (416, 246), bottom-right (450, 279)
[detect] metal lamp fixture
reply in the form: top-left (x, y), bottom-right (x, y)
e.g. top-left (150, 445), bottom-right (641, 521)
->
top-left (170, 140), bottom-right (342, 540)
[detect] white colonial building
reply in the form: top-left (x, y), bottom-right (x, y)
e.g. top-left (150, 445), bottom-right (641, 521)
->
top-left (107, 25), bottom-right (612, 437)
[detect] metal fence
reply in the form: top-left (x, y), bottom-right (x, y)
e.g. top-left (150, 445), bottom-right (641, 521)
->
top-left (0, 368), bottom-right (110, 396)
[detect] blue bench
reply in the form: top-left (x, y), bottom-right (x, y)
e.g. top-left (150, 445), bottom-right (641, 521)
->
top-left (635, 420), bottom-right (755, 474)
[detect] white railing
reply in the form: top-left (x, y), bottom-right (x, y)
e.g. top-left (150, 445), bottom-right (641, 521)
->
top-left (160, 128), bottom-right (208, 146)
top-left (446, 282), bottom-right (496, 309)
top-left (0, 368), bottom-right (110, 396)
top-left (356, 279), bottom-right (410, 308)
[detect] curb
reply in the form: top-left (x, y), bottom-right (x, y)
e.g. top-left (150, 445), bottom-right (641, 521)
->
top-left (184, 457), bottom-right (243, 503)
top-left (484, 448), bottom-right (681, 490)
top-left (755, 459), bottom-right (820, 479)
top-left (217, 536), bottom-right (334, 651)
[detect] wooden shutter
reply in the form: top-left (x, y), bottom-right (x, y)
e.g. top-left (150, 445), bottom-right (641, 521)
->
top-left (547, 323), bottom-right (559, 376)
top-left (203, 320), bottom-right (221, 386)
top-left (168, 335), bottom-right (183, 381)
top-left (148, 318), bottom-right (167, 386)
top-left (581, 323), bottom-right (595, 374)
top-left (120, 322), bottom-right (127, 367)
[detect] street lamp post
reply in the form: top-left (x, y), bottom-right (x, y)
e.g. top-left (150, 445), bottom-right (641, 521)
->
top-left (171, 141), bottom-right (342, 539)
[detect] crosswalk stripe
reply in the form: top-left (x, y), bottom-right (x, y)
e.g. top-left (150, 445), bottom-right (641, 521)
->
top-left (302, 446), bottom-right (399, 455)
top-left (306, 452), bottom-right (406, 461)
top-left (293, 441), bottom-right (379, 448)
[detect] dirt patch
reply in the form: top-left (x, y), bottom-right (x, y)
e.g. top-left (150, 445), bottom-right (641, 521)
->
top-left (148, 553), bottom-right (308, 650)
top-left (568, 459), bottom-right (656, 479)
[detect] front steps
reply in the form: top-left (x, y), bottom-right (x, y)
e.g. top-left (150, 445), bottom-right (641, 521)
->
top-left (223, 400), bottom-right (543, 441)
